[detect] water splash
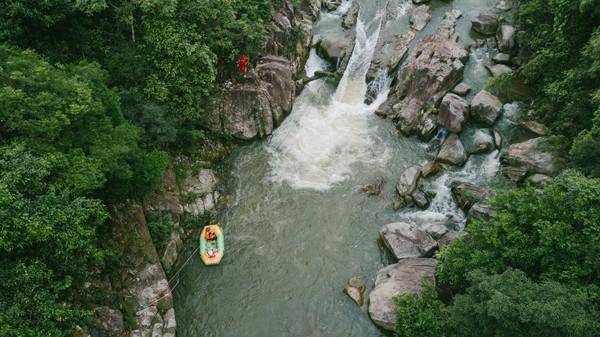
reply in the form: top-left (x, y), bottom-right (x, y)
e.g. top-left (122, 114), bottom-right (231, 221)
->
top-left (267, 9), bottom-right (389, 190)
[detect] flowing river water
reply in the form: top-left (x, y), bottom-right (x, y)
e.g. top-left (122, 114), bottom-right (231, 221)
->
top-left (175, 0), bottom-right (506, 336)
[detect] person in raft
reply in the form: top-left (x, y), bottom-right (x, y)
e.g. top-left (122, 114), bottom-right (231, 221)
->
top-left (205, 227), bottom-right (216, 240)
top-left (208, 248), bottom-right (218, 258)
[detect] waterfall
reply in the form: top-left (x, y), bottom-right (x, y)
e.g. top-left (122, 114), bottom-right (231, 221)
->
top-left (266, 4), bottom-right (390, 191)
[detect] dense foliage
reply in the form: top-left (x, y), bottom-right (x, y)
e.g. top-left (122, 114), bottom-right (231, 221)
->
top-left (514, 0), bottom-right (600, 175)
top-left (396, 171), bottom-right (600, 337)
top-left (0, 0), bottom-right (275, 335)
top-left (0, 0), bottom-right (273, 145)
top-left (437, 170), bottom-right (600, 299)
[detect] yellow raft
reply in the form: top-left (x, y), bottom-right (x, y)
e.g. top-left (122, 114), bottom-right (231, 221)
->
top-left (199, 225), bottom-right (224, 265)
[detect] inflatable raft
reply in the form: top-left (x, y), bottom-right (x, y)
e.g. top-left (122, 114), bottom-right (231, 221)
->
top-left (199, 225), bottom-right (224, 265)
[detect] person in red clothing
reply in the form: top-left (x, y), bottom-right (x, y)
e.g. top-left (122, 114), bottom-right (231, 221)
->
top-left (238, 54), bottom-right (249, 74)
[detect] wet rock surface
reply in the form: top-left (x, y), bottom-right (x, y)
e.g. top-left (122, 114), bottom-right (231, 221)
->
top-left (471, 14), bottom-right (499, 35)
top-left (451, 181), bottom-right (491, 212)
top-left (344, 275), bottom-right (368, 310)
top-left (437, 133), bottom-right (468, 166)
top-left (396, 165), bottom-right (422, 197)
top-left (438, 93), bottom-right (469, 133)
top-left (461, 128), bottom-right (495, 155)
top-left (501, 137), bottom-right (560, 180)
top-left (471, 90), bottom-right (503, 126)
top-left (410, 5), bottom-right (431, 31)
top-left (368, 258), bottom-right (437, 331)
top-left (379, 222), bottom-right (437, 260)
top-left (381, 10), bottom-right (467, 134)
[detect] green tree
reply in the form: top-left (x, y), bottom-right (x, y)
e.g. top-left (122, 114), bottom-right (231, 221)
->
top-left (449, 269), bottom-right (600, 337)
top-left (437, 170), bottom-right (600, 300)
top-left (395, 285), bottom-right (449, 337)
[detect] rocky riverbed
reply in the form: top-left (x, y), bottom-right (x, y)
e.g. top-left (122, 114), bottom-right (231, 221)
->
top-left (87, 1), bottom-right (561, 336)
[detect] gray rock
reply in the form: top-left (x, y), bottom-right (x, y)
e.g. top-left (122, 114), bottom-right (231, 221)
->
top-left (362, 176), bottom-right (385, 196)
top-left (161, 226), bottom-right (183, 273)
top-left (451, 181), bottom-right (491, 211)
top-left (344, 275), bottom-right (368, 310)
top-left (519, 120), bottom-right (547, 136)
top-left (342, 1), bottom-right (360, 29)
top-left (497, 24), bottom-right (516, 52)
top-left (411, 190), bottom-right (430, 209)
top-left (410, 5), bottom-right (431, 31)
top-left (396, 165), bottom-right (422, 197)
top-left (421, 161), bottom-right (442, 178)
top-left (452, 82), bottom-right (472, 96)
top-left (471, 90), bottom-right (503, 126)
top-left (437, 231), bottom-right (467, 249)
top-left (526, 173), bottom-right (553, 186)
top-left (461, 128), bottom-right (495, 155)
top-left (210, 56), bottom-right (295, 140)
top-left (379, 222), bottom-right (437, 260)
top-left (183, 169), bottom-right (220, 215)
top-left (382, 10), bottom-right (467, 135)
top-left (492, 52), bottom-right (511, 64)
top-left (467, 202), bottom-right (496, 223)
top-left (413, 0), bottom-right (429, 3)
top-left (422, 223), bottom-right (448, 239)
top-left (437, 133), bottom-right (468, 166)
top-left (318, 35), bottom-right (349, 61)
top-left (501, 137), bottom-right (559, 178)
top-left (439, 93), bottom-right (469, 133)
top-left (368, 31), bottom-right (416, 78)
top-left (486, 64), bottom-right (513, 77)
top-left (471, 14), bottom-right (499, 35)
top-left (368, 258), bottom-right (437, 331)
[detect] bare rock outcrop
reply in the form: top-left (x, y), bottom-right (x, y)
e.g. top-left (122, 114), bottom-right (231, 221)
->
top-left (368, 258), bottom-right (437, 330)
top-left (501, 137), bottom-right (560, 182)
top-left (437, 133), bottom-right (468, 166)
top-left (379, 222), bottom-right (437, 260)
top-left (438, 93), bottom-right (469, 133)
top-left (379, 10), bottom-right (468, 134)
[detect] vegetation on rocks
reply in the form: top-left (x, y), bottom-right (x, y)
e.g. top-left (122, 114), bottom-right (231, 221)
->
top-left (395, 1), bottom-right (600, 334)
top-left (0, 0), bottom-right (275, 335)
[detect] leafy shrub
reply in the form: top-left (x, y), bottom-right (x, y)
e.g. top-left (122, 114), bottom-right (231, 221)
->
top-left (437, 170), bottom-right (600, 300)
top-left (395, 285), bottom-right (449, 337)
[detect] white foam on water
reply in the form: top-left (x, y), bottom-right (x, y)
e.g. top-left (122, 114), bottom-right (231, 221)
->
top-left (267, 9), bottom-right (389, 191)
top-left (305, 48), bottom-right (329, 77)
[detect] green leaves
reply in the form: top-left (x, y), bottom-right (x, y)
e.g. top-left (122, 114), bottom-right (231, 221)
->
top-left (437, 171), bottom-right (600, 299)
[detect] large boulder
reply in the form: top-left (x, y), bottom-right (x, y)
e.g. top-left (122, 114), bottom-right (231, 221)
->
top-left (471, 90), bottom-right (503, 126)
top-left (461, 128), bottom-right (495, 154)
top-left (451, 181), bottom-right (491, 211)
top-left (318, 35), bottom-right (349, 61)
top-left (497, 24), bottom-right (516, 53)
top-left (452, 82), bottom-right (471, 96)
top-left (210, 56), bottom-right (295, 140)
top-left (379, 222), bottom-right (437, 260)
top-left (486, 64), bottom-right (513, 77)
top-left (410, 5), bottom-right (431, 31)
top-left (368, 258), bottom-right (437, 331)
top-left (368, 31), bottom-right (416, 79)
top-left (501, 137), bottom-right (560, 180)
top-left (396, 165), bottom-right (422, 197)
top-left (437, 133), bottom-right (468, 166)
top-left (438, 93), bottom-right (469, 133)
top-left (492, 52), bottom-right (511, 64)
top-left (471, 14), bottom-right (499, 35)
top-left (381, 10), bottom-right (467, 134)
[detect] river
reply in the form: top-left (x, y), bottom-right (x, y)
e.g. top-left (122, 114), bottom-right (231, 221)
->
top-left (174, 1), bottom-right (504, 336)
